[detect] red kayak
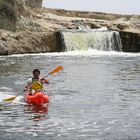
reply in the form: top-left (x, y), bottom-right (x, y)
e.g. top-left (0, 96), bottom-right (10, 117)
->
top-left (24, 91), bottom-right (49, 105)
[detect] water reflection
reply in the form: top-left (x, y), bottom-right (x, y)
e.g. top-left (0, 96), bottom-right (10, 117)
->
top-left (24, 104), bottom-right (48, 121)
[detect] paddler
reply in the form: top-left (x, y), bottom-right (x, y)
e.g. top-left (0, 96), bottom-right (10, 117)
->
top-left (24, 69), bottom-right (49, 94)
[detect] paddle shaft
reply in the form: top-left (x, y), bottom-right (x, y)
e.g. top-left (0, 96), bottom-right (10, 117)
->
top-left (43, 66), bottom-right (63, 78)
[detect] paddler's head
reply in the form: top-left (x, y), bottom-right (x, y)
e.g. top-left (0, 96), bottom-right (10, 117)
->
top-left (33, 69), bottom-right (40, 78)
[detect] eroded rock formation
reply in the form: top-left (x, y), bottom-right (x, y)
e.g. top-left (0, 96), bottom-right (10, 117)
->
top-left (25, 0), bottom-right (43, 8)
top-left (0, 0), bottom-right (140, 55)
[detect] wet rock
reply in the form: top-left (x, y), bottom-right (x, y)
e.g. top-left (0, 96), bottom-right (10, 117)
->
top-left (120, 31), bottom-right (140, 52)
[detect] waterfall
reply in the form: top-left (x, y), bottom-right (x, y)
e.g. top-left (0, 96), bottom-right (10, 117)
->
top-left (60, 28), bottom-right (122, 51)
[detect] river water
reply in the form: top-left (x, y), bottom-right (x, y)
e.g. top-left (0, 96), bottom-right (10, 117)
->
top-left (0, 50), bottom-right (140, 140)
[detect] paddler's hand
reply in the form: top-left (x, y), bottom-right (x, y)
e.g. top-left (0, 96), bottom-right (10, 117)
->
top-left (23, 87), bottom-right (29, 92)
top-left (40, 78), bottom-right (49, 84)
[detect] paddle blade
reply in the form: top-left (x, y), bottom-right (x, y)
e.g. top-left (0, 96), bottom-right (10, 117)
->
top-left (49, 66), bottom-right (63, 75)
top-left (3, 96), bottom-right (17, 102)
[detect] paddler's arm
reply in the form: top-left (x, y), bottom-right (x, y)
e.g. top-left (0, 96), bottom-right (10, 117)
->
top-left (24, 84), bottom-right (31, 91)
top-left (40, 78), bottom-right (49, 84)
top-left (24, 86), bottom-right (28, 91)
top-left (24, 79), bottom-right (32, 91)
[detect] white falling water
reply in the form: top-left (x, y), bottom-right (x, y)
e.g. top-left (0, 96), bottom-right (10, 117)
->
top-left (60, 28), bottom-right (122, 51)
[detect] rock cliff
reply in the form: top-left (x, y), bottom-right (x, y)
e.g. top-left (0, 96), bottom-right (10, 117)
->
top-left (0, 0), bottom-right (18, 31)
top-left (0, 0), bottom-right (140, 55)
top-left (25, 0), bottom-right (43, 8)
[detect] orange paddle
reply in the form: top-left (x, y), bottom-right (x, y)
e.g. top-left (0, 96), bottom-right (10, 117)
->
top-left (3, 96), bottom-right (17, 102)
top-left (44, 66), bottom-right (63, 78)
top-left (3, 66), bottom-right (63, 102)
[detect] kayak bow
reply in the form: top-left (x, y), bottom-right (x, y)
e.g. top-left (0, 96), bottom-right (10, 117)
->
top-left (24, 91), bottom-right (49, 105)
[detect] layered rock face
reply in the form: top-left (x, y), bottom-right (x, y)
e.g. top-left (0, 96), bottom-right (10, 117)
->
top-left (0, 30), bottom-right (59, 55)
top-left (0, 1), bottom-right (140, 55)
top-left (120, 31), bottom-right (140, 52)
top-left (0, 0), bottom-right (26, 31)
top-left (25, 0), bottom-right (43, 8)
top-left (0, 0), bottom-right (18, 31)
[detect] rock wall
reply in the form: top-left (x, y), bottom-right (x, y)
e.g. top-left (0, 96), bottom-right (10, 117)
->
top-left (25, 0), bottom-right (43, 8)
top-left (0, 30), bottom-right (59, 55)
top-left (120, 31), bottom-right (140, 52)
top-left (16, 0), bottom-right (26, 16)
top-left (0, 4), bottom-right (140, 55)
top-left (0, 0), bottom-right (18, 31)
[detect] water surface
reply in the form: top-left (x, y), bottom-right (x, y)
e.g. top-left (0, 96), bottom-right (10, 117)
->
top-left (0, 50), bottom-right (140, 140)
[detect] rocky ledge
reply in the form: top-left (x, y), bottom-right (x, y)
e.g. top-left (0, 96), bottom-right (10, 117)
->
top-left (0, 1), bottom-right (140, 55)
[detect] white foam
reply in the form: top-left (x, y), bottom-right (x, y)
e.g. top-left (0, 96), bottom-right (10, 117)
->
top-left (46, 49), bottom-right (140, 57)
top-left (12, 95), bottom-right (25, 105)
top-left (0, 49), bottom-right (140, 58)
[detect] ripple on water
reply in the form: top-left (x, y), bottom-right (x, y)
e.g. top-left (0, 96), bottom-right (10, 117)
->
top-left (0, 53), bottom-right (140, 140)
top-left (0, 86), bottom-right (13, 91)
